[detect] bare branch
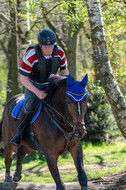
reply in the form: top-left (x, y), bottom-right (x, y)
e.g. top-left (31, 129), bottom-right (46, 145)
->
top-left (41, 3), bottom-right (67, 52)
top-left (0, 41), bottom-right (8, 60)
top-left (24, 17), bottom-right (42, 40)
top-left (45, 2), bottom-right (62, 15)
top-left (24, 2), bottom-right (62, 39)
top-left (0, 13), bottom-right (11, 25)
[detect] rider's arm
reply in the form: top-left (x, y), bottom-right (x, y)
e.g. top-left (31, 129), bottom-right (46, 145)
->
top-left (60, 68), bottom-right (69, 76)
top-left (20, 75), bottom-right (47, 100)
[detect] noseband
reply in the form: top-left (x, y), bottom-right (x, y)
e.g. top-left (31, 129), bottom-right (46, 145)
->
top-left (65, 96), bottom-right (85, 127)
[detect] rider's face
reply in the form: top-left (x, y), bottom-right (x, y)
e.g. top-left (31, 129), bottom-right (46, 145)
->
top-left (41, 45), bottom-right (54, 56)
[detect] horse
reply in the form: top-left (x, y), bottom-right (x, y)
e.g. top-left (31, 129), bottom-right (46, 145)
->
top-left (0, 74), bottom-right (88, 190)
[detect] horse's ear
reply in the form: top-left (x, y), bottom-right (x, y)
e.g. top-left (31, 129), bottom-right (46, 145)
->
top-left (67, 74), bottom-right (74, 87)
top-left (80, 74), bottom-right (88, 87)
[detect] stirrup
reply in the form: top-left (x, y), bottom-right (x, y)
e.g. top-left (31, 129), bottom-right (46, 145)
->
top-left (9, 135), bottom-right (21, 147)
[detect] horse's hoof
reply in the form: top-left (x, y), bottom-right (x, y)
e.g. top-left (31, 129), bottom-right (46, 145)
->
top-left (13, 175), bottom-right (22, 182)
top-left (81, 186), bottom-right (88, 190)
top-left (4, 176), bottom-right (13, 183)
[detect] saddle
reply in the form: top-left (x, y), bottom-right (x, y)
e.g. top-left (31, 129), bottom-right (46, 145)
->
top-left (12, 98), bottom-right (42, 124)
top-left (12, 82), bottom-right (53, 123)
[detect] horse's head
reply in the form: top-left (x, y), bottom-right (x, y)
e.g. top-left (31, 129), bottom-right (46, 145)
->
top-left (66, 74), bottom-right (88, 139)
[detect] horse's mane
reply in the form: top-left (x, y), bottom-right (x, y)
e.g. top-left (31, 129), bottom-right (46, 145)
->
top-left (48, 74), bottom-right (67, 86)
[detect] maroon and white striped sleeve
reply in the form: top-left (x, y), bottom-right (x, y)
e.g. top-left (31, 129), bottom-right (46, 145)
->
top-left (58, 46), bottom-right (67, 70)
top-left (19, 48), bottom-right (38, 76)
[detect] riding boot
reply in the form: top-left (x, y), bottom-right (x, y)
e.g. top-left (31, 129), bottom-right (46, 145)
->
top-left (10, 109), bottom-right (29, 147)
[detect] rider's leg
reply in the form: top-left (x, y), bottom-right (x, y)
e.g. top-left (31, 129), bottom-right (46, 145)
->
top-left (10, 81), bottom-right (44, 147)
top-left (10, 87), bottom-right (37, 147)
top-left (9, 108), bottom-right (29, 147)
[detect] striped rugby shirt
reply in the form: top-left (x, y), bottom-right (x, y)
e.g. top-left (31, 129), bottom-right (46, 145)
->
top-left (19, 45), bottom-right (67, 77)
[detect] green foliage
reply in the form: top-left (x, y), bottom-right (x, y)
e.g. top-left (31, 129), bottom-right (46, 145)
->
top-left (102, 0), bottom-right (126, 87)
top-left (59, 0), bottom-right (88, 35)
top-left (85, 83), bottom-right (117, 143)
top-left (23, 151), bottom-right (46, 163)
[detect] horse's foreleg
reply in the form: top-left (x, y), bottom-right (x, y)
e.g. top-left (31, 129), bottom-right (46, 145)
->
top-left (13, 145), bottom-right (33, 182)
top-left (70, 142), bottom-right (88, 190)
top-left (46, 154), bottom-right (66, 190)
top-left (4, 143), bottom-right (15, 182)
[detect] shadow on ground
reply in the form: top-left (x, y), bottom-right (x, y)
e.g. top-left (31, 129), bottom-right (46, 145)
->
top-left (0, 170), bottom-right (126, 190)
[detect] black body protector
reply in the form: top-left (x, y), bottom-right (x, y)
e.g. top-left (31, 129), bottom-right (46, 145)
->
top-left (28, 44), bottom-right (60, 83)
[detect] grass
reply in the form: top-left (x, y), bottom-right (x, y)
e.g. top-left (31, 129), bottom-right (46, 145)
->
top-left (82, 141), bottom-right (126, 179)
top-left (0, 141), bottom-right (126, 183)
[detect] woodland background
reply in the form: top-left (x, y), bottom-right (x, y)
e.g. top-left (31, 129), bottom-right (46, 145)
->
top-left (0, 0), bottom-right (126, 142)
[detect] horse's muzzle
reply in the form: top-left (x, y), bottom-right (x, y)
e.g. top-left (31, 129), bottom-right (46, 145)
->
top-left (74, 128), bottom-right (87, 139)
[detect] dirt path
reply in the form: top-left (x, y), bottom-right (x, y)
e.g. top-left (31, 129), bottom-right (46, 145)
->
top-left (88, 170), bottom-right (126, 190)
top-left (0, 170), bottom-right (126, 190)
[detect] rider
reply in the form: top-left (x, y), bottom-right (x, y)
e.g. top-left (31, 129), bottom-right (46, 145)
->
top-left (10, 29), bottom-right (69, 147)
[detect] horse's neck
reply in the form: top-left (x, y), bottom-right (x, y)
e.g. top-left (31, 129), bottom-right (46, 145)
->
top-left (52, 85), bottom-right (72, 132)
top-left (52, 85), bottom-right (66, 115)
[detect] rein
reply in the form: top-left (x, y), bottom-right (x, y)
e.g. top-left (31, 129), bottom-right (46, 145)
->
top-left (42, 96), bottom-right (86, 152)
top-left (43, 101), bottom-right (74, 152)
top-left (43, 97), bottom-right (85, 128)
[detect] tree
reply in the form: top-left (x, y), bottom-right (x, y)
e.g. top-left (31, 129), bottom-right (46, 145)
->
top-left (0, 0), bottom-right (29, 99)
top-left (9, 0), bottom-right (19, 96)
top-left (86, 0), bottom-right (126, 138)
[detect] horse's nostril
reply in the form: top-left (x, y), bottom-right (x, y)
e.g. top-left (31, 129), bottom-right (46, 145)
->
top-left (75, 129), bottom-right (79, 137)
top-left (84, 130), bottom-right (87, 135)
top-left (81, 130), bottom-right (87, 138)
top-left (74, 129), bottom-right (87, 138)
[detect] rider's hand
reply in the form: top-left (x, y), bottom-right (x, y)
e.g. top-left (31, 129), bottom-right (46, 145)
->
top-left (36, 90), bottom-right (48, 100)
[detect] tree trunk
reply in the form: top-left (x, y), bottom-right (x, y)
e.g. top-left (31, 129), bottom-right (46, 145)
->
top-left (66, 25), bottom-right (78, 80)
top-left (66, 0), bottom-right (78, 80)
top-left (6, 39), bottom-right (13, 101)
top-left (17, 0), bottom-right (30, 93)
top-left (86, 0), bottom-right (126, 138)
top-left (9, 0), bottom-right (19, 96)
top-left (17, 0), bottom-right (30, 60)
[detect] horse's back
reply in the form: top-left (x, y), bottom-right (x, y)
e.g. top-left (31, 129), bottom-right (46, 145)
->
top-left (4, 94), bottom-right (24, 114)
top-left (2, 94), bottom-right (24, 142)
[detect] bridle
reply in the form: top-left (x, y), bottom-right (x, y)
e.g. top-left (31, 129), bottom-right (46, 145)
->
top-left (42, 95), bottom-right (87, 152)
top-left (65, 96), bottom-right (86, 127)
top-left (43, 95), bottom-right (86, 129)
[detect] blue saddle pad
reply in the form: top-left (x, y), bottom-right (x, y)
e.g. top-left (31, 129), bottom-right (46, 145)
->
top-left (12, 97), bottom-right (42, 124)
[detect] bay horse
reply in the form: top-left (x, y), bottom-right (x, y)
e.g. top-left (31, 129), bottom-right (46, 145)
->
top-left (0, 74), bottom-right (88, 190)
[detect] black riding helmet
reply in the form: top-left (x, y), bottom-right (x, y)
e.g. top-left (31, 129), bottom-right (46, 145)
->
top-left (38, 29), bottom-right (56, 47)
